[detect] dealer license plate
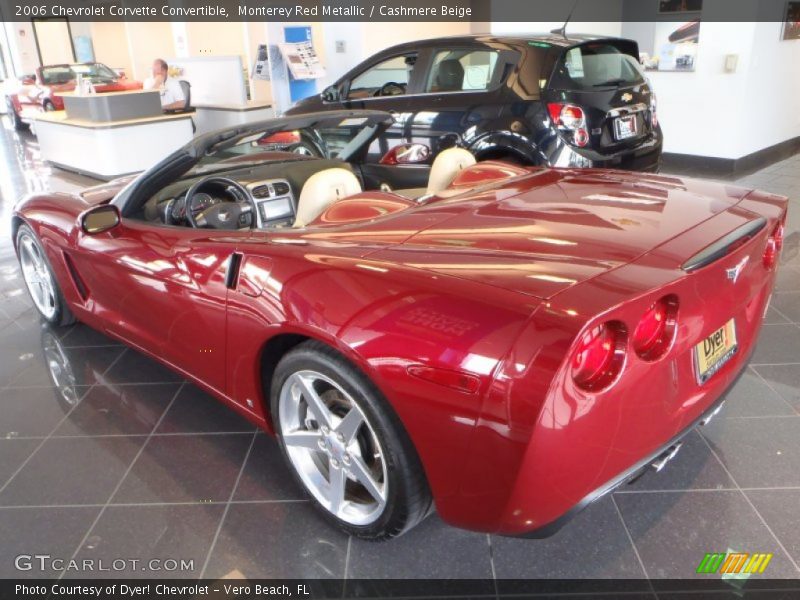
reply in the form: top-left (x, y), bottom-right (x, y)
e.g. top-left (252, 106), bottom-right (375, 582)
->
top-left (694, 319), bottom-right (738, 384)
top-left (614, 115), bottom-right (638, 140)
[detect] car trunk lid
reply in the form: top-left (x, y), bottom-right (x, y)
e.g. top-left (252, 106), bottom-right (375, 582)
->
top-left (369, 169), bottom-right (751, 299)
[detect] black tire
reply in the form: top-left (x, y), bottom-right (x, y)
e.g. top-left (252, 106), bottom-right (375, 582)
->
top-left (271, 340), bottom-right (432, 540)
top-left (15, 224), bottom-right (76, 326)
top-left (6, 97), bottom-right (27, 130)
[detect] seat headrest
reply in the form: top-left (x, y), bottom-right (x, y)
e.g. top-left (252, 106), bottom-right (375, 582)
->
top-left (435, 59), bottom-right (465, 91)
top-left (294, 168), bottom-right (362, 228)
top-left (426, 147), bottom-right (476, 195)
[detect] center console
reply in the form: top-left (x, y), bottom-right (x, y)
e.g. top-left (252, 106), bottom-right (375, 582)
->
top-left (246, 178), bottom-right (296, 228)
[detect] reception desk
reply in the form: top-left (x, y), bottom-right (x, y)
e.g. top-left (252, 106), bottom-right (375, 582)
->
top-left (34, 111), bottom-right (193, 180)
top-left (61, 89), bottom-right (163, 122)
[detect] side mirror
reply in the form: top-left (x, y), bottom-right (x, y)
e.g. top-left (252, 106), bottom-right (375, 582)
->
top-left (20, 74), bottom-right (35, 85)
top-left (81, 205), bottom-right (120, 235)
top-left (379, 143), bottom-right (431, 165)
top-left (321, 85), bottom-right (340, 103)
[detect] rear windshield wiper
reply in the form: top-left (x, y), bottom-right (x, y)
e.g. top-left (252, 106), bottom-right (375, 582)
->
top-left (593, 78), bottom-right (629, 87)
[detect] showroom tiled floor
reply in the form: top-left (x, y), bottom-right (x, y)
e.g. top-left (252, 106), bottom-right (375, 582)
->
top-left (0, 117), bottom-right (799, 592)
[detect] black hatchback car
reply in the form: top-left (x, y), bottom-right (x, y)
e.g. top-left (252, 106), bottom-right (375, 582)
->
top-left (287, 34), bottom-right (663, 189)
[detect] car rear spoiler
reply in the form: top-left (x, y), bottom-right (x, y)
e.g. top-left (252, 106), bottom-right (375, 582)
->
top-left (681, 217), bottom-right (767, 272)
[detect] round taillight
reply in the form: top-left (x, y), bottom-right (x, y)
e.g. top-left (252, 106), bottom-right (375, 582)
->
top-left (774, 222), bottom-right (784, 252)
top-left (633, 295), bottom-right (679, 361)
top-left (763, 237), bottom-right (778, 269)
top-left (763, 222), bottom-right (784, 269)
top-left (570, 321), bottom-right (627, 392)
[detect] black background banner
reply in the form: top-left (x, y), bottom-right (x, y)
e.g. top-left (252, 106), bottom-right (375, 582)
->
top-left (4, 579), bottom-right (800, 599)
top-left (0, 0), bottom-right (794, 22)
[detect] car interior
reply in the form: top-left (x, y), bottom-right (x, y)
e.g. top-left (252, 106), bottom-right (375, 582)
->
top-left (137, 146), bottom-right (482, 231)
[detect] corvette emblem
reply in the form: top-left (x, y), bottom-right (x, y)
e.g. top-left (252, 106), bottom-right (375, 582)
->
top-left (726, 256), bottom-right (749, 284)
top-left (621, 92), bottom-right (633, 102)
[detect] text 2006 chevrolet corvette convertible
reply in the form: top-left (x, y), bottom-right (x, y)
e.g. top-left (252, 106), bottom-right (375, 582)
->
top-left (13, 110), bottom-right (787, 539)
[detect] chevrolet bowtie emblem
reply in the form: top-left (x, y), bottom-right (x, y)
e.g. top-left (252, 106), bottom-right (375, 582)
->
top-left (621, 92), bottom-right (633, 102)
top-left (726, 256), bottom-right (749, 284)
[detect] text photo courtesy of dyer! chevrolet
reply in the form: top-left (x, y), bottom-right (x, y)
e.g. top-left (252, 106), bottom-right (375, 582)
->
top-left (0, 0), bottom-right (799, 598)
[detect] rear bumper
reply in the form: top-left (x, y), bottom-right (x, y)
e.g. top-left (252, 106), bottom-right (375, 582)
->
top-left (512, 357), bottom-right (747, 538)
top-left (548, 131), bottom-right (663, 172)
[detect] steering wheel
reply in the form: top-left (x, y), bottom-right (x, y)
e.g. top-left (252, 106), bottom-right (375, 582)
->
top-left (374, 81), bottom-right (406, 97)
top-left (184, 176), bottom-right (256, 230)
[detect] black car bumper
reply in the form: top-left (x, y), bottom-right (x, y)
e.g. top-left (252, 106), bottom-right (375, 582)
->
top-left (547, 131), bottom-right (663, 173)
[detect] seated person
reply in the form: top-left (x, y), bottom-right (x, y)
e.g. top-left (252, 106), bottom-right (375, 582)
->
top-left (144, 58), bottom-right (185, 111)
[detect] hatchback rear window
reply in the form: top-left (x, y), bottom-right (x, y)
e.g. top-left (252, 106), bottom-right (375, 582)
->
top-left (550, 43), bottom-right (645, 90)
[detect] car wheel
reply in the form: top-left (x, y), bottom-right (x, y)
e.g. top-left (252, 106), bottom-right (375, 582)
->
top-left (16, 224), bottom-right (76, 326)
top-left (288, 142), bottom-right (319, 157)
top-left (271, 340), bottom-right (432, 540)
top-left (6, 97), bottom-right (26, 130)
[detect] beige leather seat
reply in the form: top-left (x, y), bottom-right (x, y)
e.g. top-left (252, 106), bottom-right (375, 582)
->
top-left (425, 147), bottom-right (476, 195)
top-left (294, 168), bottom-right (362, 227)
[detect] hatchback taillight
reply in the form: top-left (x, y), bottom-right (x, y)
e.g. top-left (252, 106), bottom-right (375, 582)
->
top-left (570, 321), bottom-right (627, 391)
top-left (547, 102), bottom-right (589, 148)
top-left (649, 92), bottom-right (658, 128)
top-left (633, 295), bottom-right (678, 361)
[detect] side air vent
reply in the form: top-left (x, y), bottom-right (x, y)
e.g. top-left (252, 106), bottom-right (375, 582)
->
top-left (62, 252), bottom-right (89, 301)
top-left (681, 217), bottom-right (767, 272)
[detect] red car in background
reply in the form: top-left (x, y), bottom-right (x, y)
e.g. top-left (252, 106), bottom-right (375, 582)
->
top-left (5, 62), bottom-right (142, 129)
top-left (11, 111), bottom-right (788, 539)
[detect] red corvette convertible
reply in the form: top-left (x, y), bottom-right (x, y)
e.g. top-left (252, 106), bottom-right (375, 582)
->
top-left (6, 62), bottom-right (142, 129)
top-left (12, 111), bottom-right (787, 539)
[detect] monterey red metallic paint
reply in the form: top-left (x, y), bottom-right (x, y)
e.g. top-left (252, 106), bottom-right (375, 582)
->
top-left (12, 165), bottom-right (788, 535)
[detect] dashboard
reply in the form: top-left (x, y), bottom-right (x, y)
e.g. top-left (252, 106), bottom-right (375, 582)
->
top-left (246, 179), bottom-right (296, 228)
top-left (142, 157), bottom-right (354, 230)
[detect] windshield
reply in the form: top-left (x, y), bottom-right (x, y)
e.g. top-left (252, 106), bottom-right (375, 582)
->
top-left (191, 114), bottom-right (383, 176)
top-left (550, 42), bottom-right (645, 90)
top-left (40, 63), bottom-right (118, 85)
top-left (116, 110), bottom-right (392, 217)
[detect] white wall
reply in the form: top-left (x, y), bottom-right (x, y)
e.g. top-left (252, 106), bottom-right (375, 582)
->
top-left (123, 21), bottom-right (176, 81)
top-left (631, 22), bottom-right (759, 158)
top-left (90, 22), bottom-right (134, 78)
top-left (738, 21), bottom-right (800, 156)
top-left (624, 21), bottom-right (800, 159)
top-left (4, 22), bottom-right (38, 75)
top-left (320, 22), bottom-right (364, 89)
top-left (362, 22), bottom-right (472, 56)
top-left (317, 21), bottom-right (472, 89)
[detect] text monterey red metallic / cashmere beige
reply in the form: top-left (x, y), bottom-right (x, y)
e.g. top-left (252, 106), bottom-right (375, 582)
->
top-left (12, 111), bottom-right (788, 539)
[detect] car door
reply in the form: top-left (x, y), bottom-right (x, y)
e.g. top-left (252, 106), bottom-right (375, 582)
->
top-left (411, 47), bottom-right (513, 155)
top-left (342, 52), bottom-right (423, 159)
top-left (70, 218), bottom-right (243, 395)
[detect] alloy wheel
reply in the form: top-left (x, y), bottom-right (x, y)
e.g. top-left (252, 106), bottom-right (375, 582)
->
top-left (19, 234), bottom-right (57, 320)
top-left (278, 369), bottom-right (388, 525)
